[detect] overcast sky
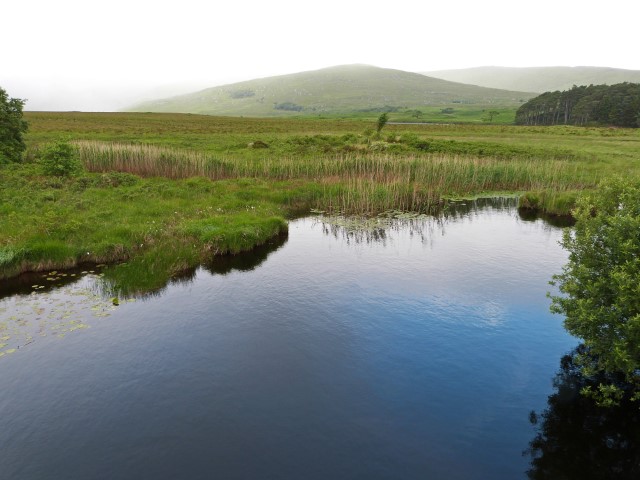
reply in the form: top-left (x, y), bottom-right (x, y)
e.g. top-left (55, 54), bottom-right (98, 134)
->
top-left (2, 0), bottom-right (637, 111)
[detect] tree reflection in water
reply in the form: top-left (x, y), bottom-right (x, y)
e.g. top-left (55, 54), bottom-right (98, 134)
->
top-left (526, 345), bottom-right (640, 479)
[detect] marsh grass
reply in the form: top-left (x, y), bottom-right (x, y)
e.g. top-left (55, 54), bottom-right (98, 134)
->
top-left (6, 112), bottom-right (637, 294)
top-left (0, 166), bottom-right (291, 284)
top-left (75, 140), bottom-right (586, 214)
top-left (518, 190), bottom-right (580, 216)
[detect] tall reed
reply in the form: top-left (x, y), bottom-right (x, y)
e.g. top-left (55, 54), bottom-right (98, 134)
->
top-left (75, 140), bottom-right (590, 213)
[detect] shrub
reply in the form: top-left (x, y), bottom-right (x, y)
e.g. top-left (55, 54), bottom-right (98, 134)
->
top-left (39, 140), bottom-right (83, 177)
top-left (376, 113), bottom-right (389, 134)
top-left (550, 178), bottom-right (640, 405)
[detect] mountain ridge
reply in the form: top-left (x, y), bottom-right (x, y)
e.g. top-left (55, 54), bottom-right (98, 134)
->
top-left (423, 66), bottom-right (640, 93)
top-left (127, 64), bottom-right (534, 117)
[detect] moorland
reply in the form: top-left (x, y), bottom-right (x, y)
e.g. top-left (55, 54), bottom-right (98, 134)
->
top-left (1, 110), bottom-right (639, 293)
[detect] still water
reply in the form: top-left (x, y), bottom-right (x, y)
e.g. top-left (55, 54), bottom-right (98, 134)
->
top-left (0, 199), bottom-right (577, 479)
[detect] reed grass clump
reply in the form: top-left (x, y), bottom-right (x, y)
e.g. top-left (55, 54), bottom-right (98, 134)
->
top-left (519, 190), bottom-right (580, 216)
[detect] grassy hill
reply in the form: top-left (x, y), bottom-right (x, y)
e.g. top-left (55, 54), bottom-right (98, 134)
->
top-left (127, 64), bottom-right (533, 117)
top-left (423, 66), bottom-right (640, 93)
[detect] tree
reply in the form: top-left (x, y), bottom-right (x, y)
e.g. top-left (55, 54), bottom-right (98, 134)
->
top-left (550, 178), bottom-right (640, 405)
top-left (516, 83), bottom-right (640, 127)
top-left (482, 110), bottom-right (500, 122)
top-left (376, 112), bottom-right (388, 134)
top-left (526, 346), bottom-right (640, 479)
top-left (0, 87), bottom-right (28, 164)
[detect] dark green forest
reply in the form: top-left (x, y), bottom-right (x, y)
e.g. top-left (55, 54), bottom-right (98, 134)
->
top-left (515, 83), bottom-right (640, 127)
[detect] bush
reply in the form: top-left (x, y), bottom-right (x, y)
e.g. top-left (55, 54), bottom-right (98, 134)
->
top-left (39, 141), bottom-right (84, 177)
top-left (550, 178), bottom-right (640, 405)
top-left (376, 113), bottom-right (389, 134)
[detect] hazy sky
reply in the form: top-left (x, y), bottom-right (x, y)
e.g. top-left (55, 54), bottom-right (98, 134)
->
top-left (2, 0), bottom-right (637, 111)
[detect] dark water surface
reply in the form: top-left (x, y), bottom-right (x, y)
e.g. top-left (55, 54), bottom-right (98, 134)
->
top-left (0, 199), bottom-right (577, 479)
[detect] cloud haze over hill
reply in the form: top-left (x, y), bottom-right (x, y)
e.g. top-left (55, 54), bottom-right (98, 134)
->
top-left (424, 67), bottom-right (640, 94)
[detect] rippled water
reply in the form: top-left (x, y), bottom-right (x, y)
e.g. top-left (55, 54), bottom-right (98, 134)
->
top-left (0, 199), bottom-right (577, 479)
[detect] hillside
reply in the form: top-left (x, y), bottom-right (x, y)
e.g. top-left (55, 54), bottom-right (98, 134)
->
top-left (127, 64), bottom-right (533, 117)
top-left (423, 66), bottom-right (640, 94)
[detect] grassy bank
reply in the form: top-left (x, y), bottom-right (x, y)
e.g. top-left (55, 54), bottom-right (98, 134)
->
top-left (0, 164), bottom-right (295, 293)
top-left (3, 112), bottom-right (639, 293)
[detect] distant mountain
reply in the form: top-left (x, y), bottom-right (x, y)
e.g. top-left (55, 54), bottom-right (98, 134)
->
top-left (127, 64), bottom-right (533, 116)
top-left (423, 66), bottom-right (640, 94)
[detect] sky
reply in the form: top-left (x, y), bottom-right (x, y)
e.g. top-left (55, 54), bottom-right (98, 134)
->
top-left (2, 0), bottom-right (637, 111)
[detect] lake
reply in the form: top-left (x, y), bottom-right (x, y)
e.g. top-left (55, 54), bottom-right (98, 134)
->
top-left (0, 199), bottom-right (577, 479)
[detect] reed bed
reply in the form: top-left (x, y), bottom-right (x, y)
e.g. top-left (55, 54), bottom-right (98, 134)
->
top-left (75, 140), bottom-right (590, 213)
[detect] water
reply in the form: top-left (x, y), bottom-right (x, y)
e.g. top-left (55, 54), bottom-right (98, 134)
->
top-left (0, 199), bottom-right (577, 479)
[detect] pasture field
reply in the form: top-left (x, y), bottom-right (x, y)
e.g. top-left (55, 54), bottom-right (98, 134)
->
top-left (1, 111), bottom-right (638, 292)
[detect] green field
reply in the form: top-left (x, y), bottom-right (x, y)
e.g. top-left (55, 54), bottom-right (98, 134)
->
top-left (2, 111), bottom-right (639, 294)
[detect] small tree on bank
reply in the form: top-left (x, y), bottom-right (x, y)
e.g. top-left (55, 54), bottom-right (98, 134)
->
top-left (550, 178), bottom-right (640, 405)
top-left (376, 113), bottom-right (389, 134)
top-left (0, 87), bottom-right (28, 164)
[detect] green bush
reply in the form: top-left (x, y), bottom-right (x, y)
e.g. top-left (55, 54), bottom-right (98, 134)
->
top-left (39, 141), bottom-right (83, 177)
top-left (550, 178), bottom-right (640, 405)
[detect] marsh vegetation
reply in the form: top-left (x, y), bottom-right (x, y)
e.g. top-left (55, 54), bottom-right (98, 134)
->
top-left (1, 112), bottom-right (639, 292)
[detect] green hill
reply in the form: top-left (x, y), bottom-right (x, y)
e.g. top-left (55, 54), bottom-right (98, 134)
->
top-left (423, 66), bottom-right (640, 94)
top-left (127, 64), bottom-right (533, 117)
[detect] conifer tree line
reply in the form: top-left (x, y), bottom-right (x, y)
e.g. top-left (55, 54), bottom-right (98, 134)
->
top-left (515, 83), bottom-right (640, 127)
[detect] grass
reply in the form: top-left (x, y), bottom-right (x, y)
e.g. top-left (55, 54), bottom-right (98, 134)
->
top-left (0, 165), bottom-right (295, 294)
top-left (71, 139), bottom-right (586, 214)
top-left (2, 111), bottom-right (639, 294)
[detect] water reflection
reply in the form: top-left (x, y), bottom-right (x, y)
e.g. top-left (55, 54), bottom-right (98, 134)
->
top-left (444, 196), bottom-right (518, 218)
top-left (204, 231), bottom-right (288, 275)
top-left (316, 213), bottom-right (435, 246)
top-left (525, 345), bottom-right (640, 479)
top-left (0, 278), bottom-right (118, 357)
top-left (1, 198), bottom-right (576, 479)
top-left (98, 231), bottom-right (288, 298)
top-left (0, 233), bottom-right (288, 357)
top-left (517, 208), bottom-right (575, 228)
top-left (317, 197), bottom-right (566, 245)
top-left (0, 265), bottom-right (107, 298)
top-left (2, 198), bottom-right (567, 298)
